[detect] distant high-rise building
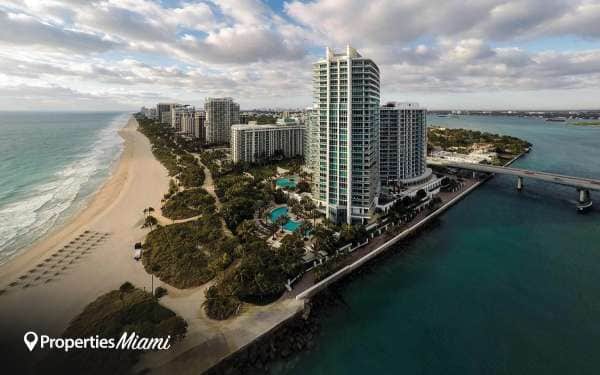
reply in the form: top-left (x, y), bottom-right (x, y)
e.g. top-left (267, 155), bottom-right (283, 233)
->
top-left (380, 102), bottom-right (431, 186)
top-left (170, 104), bottom-right (188, 131)
top-left (156, 103), bottom-right (174, 124)
top-left (179, 109), bottom-right (207, 142)
top-left (204, 97), bottom-right (240, 144)
top-left (312, 46), bottom-right (380, 224)
top-left (193, 111), bottom-right (206, 141)
top-left (231, 123), bottom-right (305, 163)
top-left (140, 106), bottom-right (156, 119)
top-left (305, 107), bottom-right (319, 191)
top-left (239, 113), bottom-right (251, 124)
top-left (180, 109), bottom-right (195, 135)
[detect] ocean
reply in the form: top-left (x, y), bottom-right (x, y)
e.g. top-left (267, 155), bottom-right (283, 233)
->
top-left (274, 116), bottom-right (600, 374)
top-left (0, 112), bottom-right (127, 265)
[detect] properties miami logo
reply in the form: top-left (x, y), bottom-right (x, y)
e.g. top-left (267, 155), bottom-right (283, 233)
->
top-left (23, 331), bottom-right (172, 352)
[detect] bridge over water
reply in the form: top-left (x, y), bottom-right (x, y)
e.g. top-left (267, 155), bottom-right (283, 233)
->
top-left (440, 162), bottom-right (599, 211)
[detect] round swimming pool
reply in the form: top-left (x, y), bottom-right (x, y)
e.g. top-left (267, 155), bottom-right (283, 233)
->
top-left (270, 206), bottom-right (289, 222)
top-left (269, 206), bottom-right (302, 232)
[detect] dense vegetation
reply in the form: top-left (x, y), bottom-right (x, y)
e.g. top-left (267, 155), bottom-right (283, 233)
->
top-left (245, 114), bottom-right (278, 124)
top-left (137, 118), bottom-right (208, 222)
top-left (204, 234), bottom-right (305, 319)
top-left (207, 156), bottom-right (307, 232)
top-left (38, 284), bottom-right (187, 375)
top-left (571, 120), bottom-right (600, 126)
top-left (161, 188), bottom-right (215, 220)
top-left (142, 215), bottom-right (237, 288)
top-left (428, 127), bottom-right (531, 156)
top-left (177, 153), bottom-right (205, 188)
top-left (137, 118), bottom-right (205, 190)
top-left (136, 116), bottom-right (311, 320)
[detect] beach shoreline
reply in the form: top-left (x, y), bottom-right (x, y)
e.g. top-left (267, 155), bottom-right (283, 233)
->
top-left (0, 116), bottom-right (171, 371)
top-left (0, 116), bottom-right (131, 283)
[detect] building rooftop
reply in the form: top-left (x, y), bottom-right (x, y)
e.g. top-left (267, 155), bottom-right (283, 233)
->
top-left (316, 45), bottom-right (363, 63)
top-left (231, 122), bottom-right (305, 130)
top-left (382, 102), bottom-right (424, 110)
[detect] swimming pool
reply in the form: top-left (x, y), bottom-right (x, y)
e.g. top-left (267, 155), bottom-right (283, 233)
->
top-left (275, 177), bottom-right (297, 189)
top-left (270, 206), bottom-right (289, 222)
top-left (269, 206), bottom-right (302, 232)
top-left (283, 220), bottom-right (301, 232)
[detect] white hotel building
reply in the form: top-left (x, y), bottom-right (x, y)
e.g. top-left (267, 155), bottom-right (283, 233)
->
top-left (231, 122), bottom-right (305, 163)
top-left (311, 46), bottom-right (380, 224)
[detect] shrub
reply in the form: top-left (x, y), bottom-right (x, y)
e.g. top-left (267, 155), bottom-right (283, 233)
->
top-left (154, 286), bottom-right (168, 298)
top-left (161, 188), bottom-right (216, 220)
top-left (119, 281), bottom-right (134, 293)
top-left (37, 286), bottom-right (187, 375)
top-left (142, 216), bottom-right (228, 288)
top-left (203, 285), bottom-right (241, 320)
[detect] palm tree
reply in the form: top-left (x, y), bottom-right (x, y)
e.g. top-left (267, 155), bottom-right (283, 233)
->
top-left (143, 215), bottom-right (158, 230)
top-left (300, 196), bottom-right (315, 216)
top-left (275, 216), bottom-right (288, 234)
top-left (236, 219), bottom-right (257, 242)
top-left (310, 208), bottom-right (319, 226)
top-left (299, 221), bottom-right (313, 241)
top-left (312, 224), bottom-right (335, 255)
top-left (339, 224), bottom-right (355, 245)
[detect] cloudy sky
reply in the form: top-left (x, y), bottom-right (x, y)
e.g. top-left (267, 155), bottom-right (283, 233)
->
top-left (1, 0), bottom-right (600, 110)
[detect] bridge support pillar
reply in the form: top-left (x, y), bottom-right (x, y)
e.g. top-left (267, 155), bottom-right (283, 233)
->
top-left (579, 189), bottom-right (590, 203)
top-left (576, 189), bottom-right (592, 213)
top-left (516, 176), bottom-right (523, 191)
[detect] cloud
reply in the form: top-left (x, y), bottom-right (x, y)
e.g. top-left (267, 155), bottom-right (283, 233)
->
top-left (381, 39), bottom-right (600, 93)
top-left (2, 0), bottom-right (600, 109)
top-left (285, 0), bottom-right (598, 45)
top-left (0, 9), bottom-right (118, 53)
top-left (177, 24), bottom-right (305, 63)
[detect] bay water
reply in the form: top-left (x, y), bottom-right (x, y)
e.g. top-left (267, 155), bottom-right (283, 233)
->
top-left (276, 116), bottom-right (600, 374)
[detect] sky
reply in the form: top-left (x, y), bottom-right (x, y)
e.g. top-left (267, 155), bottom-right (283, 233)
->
top-left (1, 0), bottom-right (600, 111)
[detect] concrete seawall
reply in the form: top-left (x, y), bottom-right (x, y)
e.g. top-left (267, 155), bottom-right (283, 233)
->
top-left (295, 151), bottom-right (527, 301)
top-left (295, 177), bottom-right (485, 300)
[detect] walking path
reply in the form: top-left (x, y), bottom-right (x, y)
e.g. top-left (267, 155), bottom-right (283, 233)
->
top-left (192, 153), bottom-right (234, 238)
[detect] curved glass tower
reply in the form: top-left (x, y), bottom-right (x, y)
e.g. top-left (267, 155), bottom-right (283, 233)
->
top-left (311, 46), bottom-right (380, 224)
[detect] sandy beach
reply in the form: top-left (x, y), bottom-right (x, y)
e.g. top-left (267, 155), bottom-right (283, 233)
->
top-left (0, 116), bottom-right (170, 353)
top-left (0, 116), bottom-right (303, 374)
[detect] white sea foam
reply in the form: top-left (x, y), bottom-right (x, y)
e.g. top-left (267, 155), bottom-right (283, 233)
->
top-left (0, 114), bottom-right (128, 264)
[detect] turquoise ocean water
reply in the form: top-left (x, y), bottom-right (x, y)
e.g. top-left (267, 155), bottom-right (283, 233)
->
top-left (275, 116), bottom-right (600, 374)
top-left (0, 112), bottom-right (127, 265)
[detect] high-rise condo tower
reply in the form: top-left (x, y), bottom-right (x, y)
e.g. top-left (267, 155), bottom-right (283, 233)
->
top-left (311, 46), bottom-right (380, 224)
top-left (380, 102), bottom-right (431, 187)
top-left (204, 97), bottom-right (240, 145)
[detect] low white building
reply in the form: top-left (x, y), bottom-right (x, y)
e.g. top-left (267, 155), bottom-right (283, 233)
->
top-left (231, 122), bottom-right (305, 163)
top-left (428, 150), bottom-right (497, 164)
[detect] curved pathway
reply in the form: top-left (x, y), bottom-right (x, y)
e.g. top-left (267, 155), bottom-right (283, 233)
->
top-left (192, 153), bottom-right (234, 238)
